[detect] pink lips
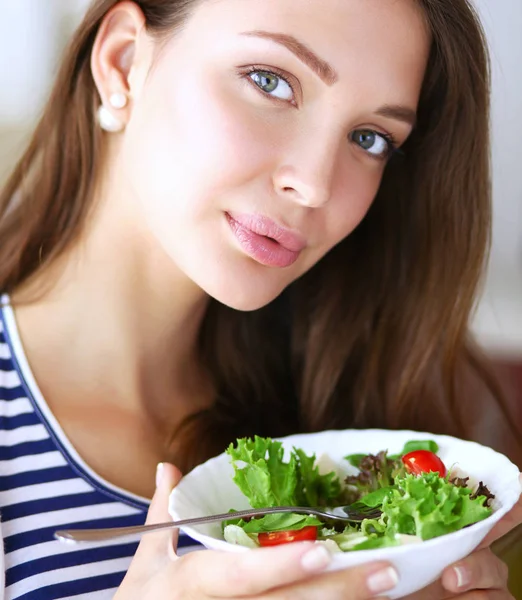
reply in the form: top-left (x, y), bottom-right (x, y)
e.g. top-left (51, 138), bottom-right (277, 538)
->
top-left (226, 212), bottom-right (306, 268)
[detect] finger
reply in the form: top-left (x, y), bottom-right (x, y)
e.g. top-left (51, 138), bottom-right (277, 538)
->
top-left (480, 475), bottom-right (522, 548)
top-left (135, 462), bottom-right (182, 561)
top-left (179, 543), bottom-right (398, 598)
top-left (264, 561), bottom-right (400, 600)
top-left (441, 548), bottom-right (509, 594)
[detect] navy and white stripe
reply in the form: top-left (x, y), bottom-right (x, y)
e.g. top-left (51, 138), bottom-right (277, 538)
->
top-left (0, 298), bottom-right (199, 599)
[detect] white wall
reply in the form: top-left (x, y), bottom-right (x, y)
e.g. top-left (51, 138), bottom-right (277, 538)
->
top-left (0, 0), bottom-right (520, 355)
top-left (0, 0), bottom-right (90, 125)
top-left (0, 2), bottom-right (56, 123)
top-left (471, 0), bottom-right (522, 356)
top-left (475, 1), bottom-right (522, 271)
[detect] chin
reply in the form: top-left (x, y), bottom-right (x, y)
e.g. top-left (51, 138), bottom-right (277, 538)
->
top-left (203, 277), bottom-right (287, 312)
top-left (214, 289), bottom-right (283, 312)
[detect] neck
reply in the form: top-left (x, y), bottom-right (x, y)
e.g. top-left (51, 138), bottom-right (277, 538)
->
top-left (11, 177), bottom-right (212, 430)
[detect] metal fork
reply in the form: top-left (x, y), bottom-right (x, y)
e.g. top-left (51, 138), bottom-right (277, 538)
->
top-left (55, 504), bottom-right (382, 544)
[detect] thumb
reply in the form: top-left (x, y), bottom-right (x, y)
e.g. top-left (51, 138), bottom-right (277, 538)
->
top-left (136, 462), bottom-right (183, 561)
top-left (146, 463), bottom-right (182, 525)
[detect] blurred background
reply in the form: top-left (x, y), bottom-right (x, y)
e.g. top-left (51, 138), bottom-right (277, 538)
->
top-left (0, 0), bottom-right (521, 590)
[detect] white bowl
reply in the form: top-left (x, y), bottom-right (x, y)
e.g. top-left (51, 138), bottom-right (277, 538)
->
top-left (169, 429), bottom-right (521, 598)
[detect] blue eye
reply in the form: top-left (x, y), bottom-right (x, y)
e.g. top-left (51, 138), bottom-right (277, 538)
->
top-left (248, 70), bottom-right (294, 102)
top-left (351, 129), bottom-right (396, 159)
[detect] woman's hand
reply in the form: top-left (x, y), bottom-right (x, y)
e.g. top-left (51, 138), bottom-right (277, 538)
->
top-left (405, 547), bottom-right (511, 600)
top-left (114, 463), bottom-right (400, 600)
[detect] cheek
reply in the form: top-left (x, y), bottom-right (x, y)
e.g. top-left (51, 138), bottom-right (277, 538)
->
top-left (323, 165), bottom-right (383, 248)
top-left (292, 168), bottom-right (380, 281)
top-left (122, 68), bottom-right (276, 225)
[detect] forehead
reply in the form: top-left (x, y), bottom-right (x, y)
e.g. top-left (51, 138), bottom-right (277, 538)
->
top-left (181, 0), bottom-right (431, 104)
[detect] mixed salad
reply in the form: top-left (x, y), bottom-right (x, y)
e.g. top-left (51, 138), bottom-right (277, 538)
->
top-left (222, 436), bottom-right (495, 552)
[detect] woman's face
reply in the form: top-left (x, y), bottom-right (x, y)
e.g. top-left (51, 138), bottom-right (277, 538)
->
top-left (120, 0), bottom-right (430, 310)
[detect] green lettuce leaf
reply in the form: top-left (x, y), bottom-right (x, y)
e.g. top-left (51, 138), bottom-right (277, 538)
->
top-left (226, 437), bottom-right (298, 507)
top-left (294, 448), bottom-right (342, 507)
top-left (323, 531), bottom-right (369, 551)
top-left (223, 525), bottom-right (259, 548)
top-left (240, 513), bottom-right (322, 534)
top-left (382, 472), bottom-right (492, 540)
top-left (344, 453), bottom-right (367, 469)
top-left (350, 535), bottom-right (400, 551)
top-left (226, 436), bottom-right (344, 511)
top-left (388, 440), bottom-right (440, 460)
top-left (354, 486), bottom-right (394, 508)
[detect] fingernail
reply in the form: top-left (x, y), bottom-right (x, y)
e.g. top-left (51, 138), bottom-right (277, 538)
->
top-left (367, 566), bottom-right (399, 595)
top-left (301, 545), bottom-right (332, 572)
top-left (453, 566), bottom-right (471, 590)
top-left (156, 463), bottom-right (164, 488)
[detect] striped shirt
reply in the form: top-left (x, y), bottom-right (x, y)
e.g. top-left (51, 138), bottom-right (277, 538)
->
top-left (0, 297), bottom-right (199, 599)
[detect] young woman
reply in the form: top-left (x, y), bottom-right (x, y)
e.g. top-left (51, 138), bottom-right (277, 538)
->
top-left (0, 0), bottom-right (520, 598)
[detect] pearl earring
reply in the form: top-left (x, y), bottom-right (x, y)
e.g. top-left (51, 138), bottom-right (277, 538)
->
top-left (109, 92), bottom-right (128, 109)
top-left (97, 105), bottom-right (125, 132)
top-left (97, 92), bottom-right (128, 133)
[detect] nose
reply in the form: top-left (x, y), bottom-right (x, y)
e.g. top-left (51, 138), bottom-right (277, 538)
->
top-left (272, 131), bottom-right (341, 208)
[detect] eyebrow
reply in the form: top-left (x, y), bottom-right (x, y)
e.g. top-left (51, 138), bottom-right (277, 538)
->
top-left (375, 104), bottom-right (417, 127)
top-left (241, 30), bottom-right (417, 127)
top-left (241, 30), bottom-right (338, 86)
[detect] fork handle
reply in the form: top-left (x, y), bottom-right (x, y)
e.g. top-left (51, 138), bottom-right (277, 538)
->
top-left (54, 506), bottom-right (314, 544)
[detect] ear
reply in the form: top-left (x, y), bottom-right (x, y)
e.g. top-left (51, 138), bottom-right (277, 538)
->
top-left (91, 1), bottom-right (152, 128)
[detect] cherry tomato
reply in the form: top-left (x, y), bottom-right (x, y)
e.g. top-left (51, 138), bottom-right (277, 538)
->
top-left (258, 525), bottom-right (318, 547)
top-left (401, 450), bottom-right (447, 477)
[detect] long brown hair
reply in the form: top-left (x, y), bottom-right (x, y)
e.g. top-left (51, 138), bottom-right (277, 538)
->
top-left (1, 0), bottom-right (520, 472)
